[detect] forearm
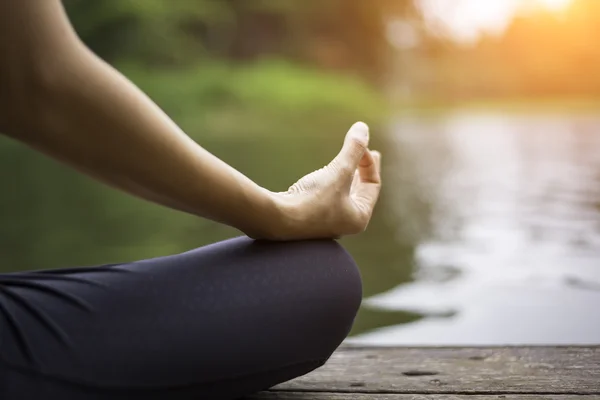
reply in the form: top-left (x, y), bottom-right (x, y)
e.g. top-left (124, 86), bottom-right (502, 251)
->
top-left (31, 52), bottom-right (283, 232)
top-left (0, 0), bottom-right (284, 237)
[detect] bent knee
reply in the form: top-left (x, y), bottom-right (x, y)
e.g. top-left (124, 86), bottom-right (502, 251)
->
top-left (309, 239), bottom-right (363, 318)
top-left (200, 237), bottom-right (363, 358)
top-left (283, 239), bottom-right (363, 355)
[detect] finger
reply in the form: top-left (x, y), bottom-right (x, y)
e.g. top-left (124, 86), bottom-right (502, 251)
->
top-left (372, 150), bottom-right (382, 178)
top-left (332, 122), bottom-right (369, 177)
top-left (358, 149), bottom-right (381, 184)
top-left (352, 179), bottom-right (381, 221)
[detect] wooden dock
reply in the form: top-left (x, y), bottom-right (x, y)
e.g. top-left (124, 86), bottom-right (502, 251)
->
top-left (249, 346), bottom-right (600, 399)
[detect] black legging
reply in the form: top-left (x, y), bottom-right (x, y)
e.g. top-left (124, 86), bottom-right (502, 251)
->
top-left (0, 237), bottom-right (362, 400)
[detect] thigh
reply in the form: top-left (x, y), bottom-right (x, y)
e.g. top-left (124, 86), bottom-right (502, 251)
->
top-left (0, 237), bottom-right (361, 399)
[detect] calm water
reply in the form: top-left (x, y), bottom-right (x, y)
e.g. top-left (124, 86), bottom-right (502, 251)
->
top-left (350, 111), bottom-right (600, 345)
top-left (1, 111), bottom-right (599, 345)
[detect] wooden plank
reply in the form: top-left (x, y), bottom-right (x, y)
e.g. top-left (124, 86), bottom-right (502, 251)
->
top-left (249, 394), bottom-right (600, 400)
top-left (272, 347), bottom-right (600, 395)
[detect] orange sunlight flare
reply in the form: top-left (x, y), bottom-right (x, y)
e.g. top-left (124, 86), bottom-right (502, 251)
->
top-left (534, 0), bottom-right (572, 11)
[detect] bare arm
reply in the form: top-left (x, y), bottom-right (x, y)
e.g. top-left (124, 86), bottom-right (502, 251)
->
top-left (0, 0), bottom-right (381, 241)
top-left (0, 0), bottom-right (286, 238)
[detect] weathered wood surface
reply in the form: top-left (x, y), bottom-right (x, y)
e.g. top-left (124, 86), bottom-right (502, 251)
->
top-left (248, 346), bottom-right (600, 399)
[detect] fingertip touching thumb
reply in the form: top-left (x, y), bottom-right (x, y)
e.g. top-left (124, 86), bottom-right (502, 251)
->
top-left (347, 121), bottom-right (370, 146)
top-left (334, 122), bottom-right (370, 173)
top-left (340, 121), bottom-right (370, 165)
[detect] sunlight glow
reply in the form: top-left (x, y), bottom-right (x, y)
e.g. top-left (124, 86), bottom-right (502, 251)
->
top-left (535, 0), bottom-right (572, 11)
top-left (418, 0), bottom-right (574, 43)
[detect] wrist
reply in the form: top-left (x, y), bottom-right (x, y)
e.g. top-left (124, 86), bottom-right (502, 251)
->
top-left (245, 190), bottom-right (301, 240)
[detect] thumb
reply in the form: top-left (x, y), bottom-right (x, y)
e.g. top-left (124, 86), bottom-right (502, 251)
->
top-left (333, 122), bottom-right (370, 176)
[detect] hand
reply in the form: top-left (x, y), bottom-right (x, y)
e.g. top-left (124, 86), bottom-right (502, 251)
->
top-left (264, 122), bottom-right (382, 240)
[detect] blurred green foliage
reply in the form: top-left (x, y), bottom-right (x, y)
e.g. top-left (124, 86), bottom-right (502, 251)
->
top-left (119, 59), bottom-right (386, 138)
top-left (64, 0), bottom-right (412, 81)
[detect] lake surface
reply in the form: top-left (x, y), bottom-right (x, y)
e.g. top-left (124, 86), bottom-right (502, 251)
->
top-left (350, 111), bottom-right (600, 345)
top-left (1, 110), bottom-right (599, 345)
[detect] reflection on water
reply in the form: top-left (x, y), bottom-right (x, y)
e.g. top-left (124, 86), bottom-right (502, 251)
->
top-left (350, 112), bottom-right (600, 345)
